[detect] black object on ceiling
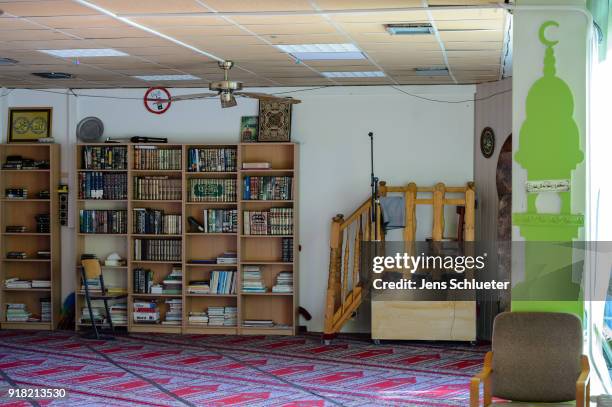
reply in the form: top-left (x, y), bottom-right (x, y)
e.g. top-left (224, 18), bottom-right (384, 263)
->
top-left (0, 58), bottom-right (18, 65)
top-left (32, 72), bottom-right (73, 79)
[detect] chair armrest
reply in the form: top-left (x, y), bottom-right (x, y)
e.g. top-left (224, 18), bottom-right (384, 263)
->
top-left (470, 351), bottom-right (493, 407)
top-left (576, 355), bottom-right (590, 407)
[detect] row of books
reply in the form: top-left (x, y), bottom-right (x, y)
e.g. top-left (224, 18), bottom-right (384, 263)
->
top-left (273, 272), bottom-right (293, 293)
top-left (242, 266), bottom-right (266, 293)
top-left (187, 270), bottom-right (236, 295)
top-left (80, 300), bottom-right (127, 326)
top-left (4, 278), bottom-right (51, 289)
top-left (133, 146), bottom-right (182, 170)
top-left (188, 251), bottom-right (237, 265)
top-left (201, 209), bottom-right (238, 233)
top-left (164, 298), bottom-right (182, 325)
top-left (81, 146), bottom-right (127, 170)
top-left (282, 237), bottom-right (294, 262)
top-left (133, 208), bottom-right (182, 235)
top-left (243, 208), bottom-right (294, 235)
top-left (187, 147), bottom-right (237, 172)
top-left (188, 179), bottom-right (236, 202)
top-left (133, 300), bottom-right (159, 323)
top-left (78, 172), bottom-right (127, 200)
top-left (208, 306), bottom-right (237, 326)
top-left (243, 176), bottom-right (292, 200)
top-left (79, 209), bottom-right (127, 234)
top-left (133, 238), bottom-right (181, 262)
top-left (5, 303), bottom-right (46, 322)
top-left (134, 176), bottom-right (182, 201)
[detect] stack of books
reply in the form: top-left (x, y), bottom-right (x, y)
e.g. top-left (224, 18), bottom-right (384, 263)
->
top-left (224, 306), bottom-right (237, 326)
top-left (188, 179), bottom-right (236, 202)
top-left (187, 280), bottom-right (210, 294)
top-left (110, 302), bottom-right (127, 325)
top-left (163, 298), bottom-right (182, 325)
top-left (162, 265), bottom-right (182, 294)
top-left (210, 270), bottom-right (236, 294)
top-left (40, 298), bottom-right (51, 322)
top-left (133, 301), bottom-right (160, 324)
top-left (6, 226), bottom-right (28, 233)
top-left (243, 319), bottom-right (275, 328)
top-left (207, 306), bottom-right (225, 326)
top-left (6, 303), bottom-right (31, 322)
top-left (272, 272), bottom-right (293, 293)
top-left (188, 311), bottom-right (208, 325)
top-left (5, 278), bottom-right (31, 289)
top-left (187, 148), bottom-right (237, 172)
top-left (6, 252), bottom-right (27, 259)
top-left (32, 280), bottom-right (51, 289)
top-left (81, 278), bottom-right (102, 294)
top-left (216, 251), bottom-right (237, 264)
top-left (134, 146), bottom-right (182, 170)
top-left (242, 266), bottom-right (266, 293)
top-left (80, 306), bottom-right (104, 325)
top-left (242, 176), bottom-right (292, 200)
top-left (242, 162), bottom-right (271, 170)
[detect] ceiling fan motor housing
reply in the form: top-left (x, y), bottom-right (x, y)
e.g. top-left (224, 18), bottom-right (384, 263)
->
top-left (209, 80), bottom-right (243, 92)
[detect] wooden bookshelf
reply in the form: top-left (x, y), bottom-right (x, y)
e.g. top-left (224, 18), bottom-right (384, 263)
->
top-left (75, 142), bottom-right (298, 335)
top-left (75, 143), bottom-right (129, 330)
top-left (0, 143), bottom-right (60, 330)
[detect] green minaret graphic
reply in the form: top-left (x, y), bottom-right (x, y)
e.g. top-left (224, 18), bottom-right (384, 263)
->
top-left (512, 21), bottom-right (584, 316)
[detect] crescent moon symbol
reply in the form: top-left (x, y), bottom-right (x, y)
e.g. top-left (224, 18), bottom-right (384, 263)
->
top-left (539, 21), bottom-right (559, 47)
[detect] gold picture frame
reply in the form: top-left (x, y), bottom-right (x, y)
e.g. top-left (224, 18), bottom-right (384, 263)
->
top-left (8, 107), bottom-right (52, 142)
top-left (258, 100), bottom-right (291, 142)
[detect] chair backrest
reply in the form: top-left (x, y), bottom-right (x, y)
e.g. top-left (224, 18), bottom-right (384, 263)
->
top-left (491, 311), bottom-right (582, 402)
top-left (81, 259), bottom-right (102, 280)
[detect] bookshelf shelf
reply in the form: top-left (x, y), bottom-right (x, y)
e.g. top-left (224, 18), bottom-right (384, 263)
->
top-left (0, 143), bottom-right (60, 331)
top-left (75, 142), bottom-right (298, 336)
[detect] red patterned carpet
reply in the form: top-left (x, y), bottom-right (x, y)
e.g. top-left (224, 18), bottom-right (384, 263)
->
top-left (0, 330), bottom-right (489, 406)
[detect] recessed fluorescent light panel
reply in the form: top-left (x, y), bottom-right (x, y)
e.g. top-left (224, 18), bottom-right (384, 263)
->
top-left (38, 48), bottom-right (129, 58)
top-left (415, 67), bottom-right (449, 76)
top-left (322, 71), bottom-right (385, 78)
top-left (276, 43), bottom-right (365, 60)
top-left (385, 23), bottom-right (434, 35)
top-left (133, 74), bottom-right (200, 81)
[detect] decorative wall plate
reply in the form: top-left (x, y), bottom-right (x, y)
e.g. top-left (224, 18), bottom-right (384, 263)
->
top-left (480, 126), bottom-right (495, 158)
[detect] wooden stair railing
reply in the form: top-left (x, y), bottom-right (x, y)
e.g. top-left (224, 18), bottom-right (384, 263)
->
top-left (323, 198), bottom-right (382, 337)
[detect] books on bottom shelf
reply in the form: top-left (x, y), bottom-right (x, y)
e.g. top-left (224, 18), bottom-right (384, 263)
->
top-left (206, 306), bottom-right (237, 327)
top-left (162, 298), bottom-right (182, 325)
top-left (272, 272), bottom-right (293, 293)
top-left (133, 301), bottom-right (160, 324)
top-left (188, 311), bottom-right (209, 325)
top-left (40, 298), bottom-right (51, 322)
top-left (80, 299), bottom-right (127, 325)
top-left (6, 303), bottom-right (33, 322)
top-left (242, 320), bottom-right (274, 328)
top-left (242, 266), bottom-right (266, 293)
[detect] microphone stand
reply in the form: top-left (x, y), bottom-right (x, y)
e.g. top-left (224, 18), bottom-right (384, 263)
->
top-left (369, 132), bottom-right (379, 241)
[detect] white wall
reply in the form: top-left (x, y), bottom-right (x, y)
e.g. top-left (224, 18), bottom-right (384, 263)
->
top-left (0, 85), bottom-right (475, 332)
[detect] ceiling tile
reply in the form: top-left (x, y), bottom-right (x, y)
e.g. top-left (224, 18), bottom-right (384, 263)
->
top-left (194, 0), bottom-right (314, 12)
top-left (88, 0), bottom-right (208, 14)
top-left (0, 1), bottom-right (97, 17)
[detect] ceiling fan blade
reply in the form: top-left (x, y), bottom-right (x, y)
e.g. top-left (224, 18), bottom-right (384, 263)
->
top-left (235, 92), bottom-right (301, 104)
top-left (169, 92), bottom-right (218, 102)
top-left (220, 93), bottom-right (237, 108)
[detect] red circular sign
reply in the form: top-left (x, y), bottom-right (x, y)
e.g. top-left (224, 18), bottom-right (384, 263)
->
top-left (144, 87), bottom-right (171, 114)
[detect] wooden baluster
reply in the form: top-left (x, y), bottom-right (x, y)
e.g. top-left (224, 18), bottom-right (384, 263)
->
top-left (324, 214), bottom-right (343, 335)
top-left (352, 218), bottom-right (362, 290)
top-left (464, 182), bottom-right (476, 242)
top-left (342, 228), bottom-right (350, 302)
top-left (364, 207), bottom-right (371, 241)
top-left (432, 183), bottom-right (446, 241)
top-left (404, 182), bottom-right (417, 242)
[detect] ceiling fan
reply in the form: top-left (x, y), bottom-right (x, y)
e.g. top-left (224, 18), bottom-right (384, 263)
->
top-left (167, 61), bottom-right (302, 108)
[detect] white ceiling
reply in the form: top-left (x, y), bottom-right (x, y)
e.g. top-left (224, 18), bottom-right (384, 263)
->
top-left (0, 0), bottom-right (510, 88)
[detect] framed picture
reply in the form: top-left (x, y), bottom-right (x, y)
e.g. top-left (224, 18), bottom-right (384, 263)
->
top-left (240, 116), bottom-right (259, 142)
top-left (258, 100), bottom-right (292, 142)
top-left (8, 107), bottom-right (52, 142)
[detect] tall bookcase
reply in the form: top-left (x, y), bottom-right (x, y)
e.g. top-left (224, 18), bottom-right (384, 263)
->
top-left (75, 142), bottom-right (298, 336)
top-left (0, 143), bottom-right (60, 330)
